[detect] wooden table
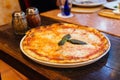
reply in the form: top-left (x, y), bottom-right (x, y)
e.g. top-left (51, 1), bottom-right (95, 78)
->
top-left (0, 10), bottom-right (120, 80)
top-left (0, 59), bottom-right (28, 80)
top-left (41, 9), bottom-right (120, 37)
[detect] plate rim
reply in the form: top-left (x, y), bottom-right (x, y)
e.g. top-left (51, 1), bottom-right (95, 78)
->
top-left (72, 0), bottom-right (107, 7)
top-left (20, 33), bottom-right (111, 68)
top-left (103, 1), bottom-right (120, 9)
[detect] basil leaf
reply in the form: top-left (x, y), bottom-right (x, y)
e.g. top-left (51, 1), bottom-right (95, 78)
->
top-left (68, 39), bottom-right (87, 45)
top-left (58, 39), bottom-right (66, 46)
top-left (58, 34), bottom-right (71, 46)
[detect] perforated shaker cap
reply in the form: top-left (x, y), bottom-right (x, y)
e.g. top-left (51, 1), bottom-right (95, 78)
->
top-left (12, 11), bottom-right (25, 18)
top-left (26, 7), bottom-right (39, 15)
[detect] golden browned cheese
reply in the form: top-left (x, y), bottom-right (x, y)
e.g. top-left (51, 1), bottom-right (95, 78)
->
top-left (21, 23), bottom-right (109, 63)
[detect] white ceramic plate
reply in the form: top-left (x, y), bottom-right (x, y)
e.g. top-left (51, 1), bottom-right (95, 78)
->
top-left (20, 34), bottom-right (111, 68)
top-left (103, 1), bottom-right (120, 9)
top-left (72, 0), bottom-right (107, 7)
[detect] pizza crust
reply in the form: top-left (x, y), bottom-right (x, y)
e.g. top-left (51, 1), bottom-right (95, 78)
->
top-left (21, 23), bottom-right (109, 64)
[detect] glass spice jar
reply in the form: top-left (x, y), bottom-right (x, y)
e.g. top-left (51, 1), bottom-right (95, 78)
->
top-left (12, 11), bottom-right (28, 35)
top-left (26, 7), bottom-right (41, 28)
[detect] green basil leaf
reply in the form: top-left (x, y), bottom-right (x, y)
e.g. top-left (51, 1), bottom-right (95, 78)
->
top-left (58, 39), bottom-right (66, 46)
top-left (58, 34), bottom-right (71, 46)
top-left (68, 39), bottom-right (87, 45)
top-left (62, 34), bottom-right (71, 40)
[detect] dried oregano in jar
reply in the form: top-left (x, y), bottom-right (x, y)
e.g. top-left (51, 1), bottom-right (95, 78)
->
top-left (26, 7), bottom-right (41, 28)
top-left (12, 11), bottom-right (28, 35)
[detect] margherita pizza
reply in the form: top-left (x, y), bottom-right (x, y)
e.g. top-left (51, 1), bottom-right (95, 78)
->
top-left (20, 23), bottom-right (110, 64)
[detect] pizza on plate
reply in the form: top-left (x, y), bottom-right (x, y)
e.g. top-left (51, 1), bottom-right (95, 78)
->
top-left (21, 23), bottom-right (110, 64)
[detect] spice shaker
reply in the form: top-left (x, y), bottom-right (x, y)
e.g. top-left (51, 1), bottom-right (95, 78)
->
top-left (12, 11), bottom-right (28, 35)
top-left (26, 7), bottom-right (41, 28)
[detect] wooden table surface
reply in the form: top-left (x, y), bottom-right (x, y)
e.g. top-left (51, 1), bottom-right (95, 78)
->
top-left (40, 9), bottom-right (120, 37)
top-left (0, 11), bottom-right (120, 80)
top-left (0, 59), bottom-right (29, 80)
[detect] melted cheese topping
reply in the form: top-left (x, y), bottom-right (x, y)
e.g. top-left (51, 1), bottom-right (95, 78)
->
top-left (22, 23), bottom-right (108, 62)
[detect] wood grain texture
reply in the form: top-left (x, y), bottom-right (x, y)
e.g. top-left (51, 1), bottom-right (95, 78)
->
top-left (40, 9), bottom-right (120, 37)
top-left (71, 6), bottom-right (103, 13)
top-left (0, 60), bottom-right (28, 80)
top-left (0, 17), bottom-right (120, 80)
top-left (98, 9), bottom-right (120, 19)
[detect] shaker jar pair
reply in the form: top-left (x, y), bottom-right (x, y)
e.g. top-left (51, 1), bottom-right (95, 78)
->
top-left (12, 7), bottom-right (41, 35)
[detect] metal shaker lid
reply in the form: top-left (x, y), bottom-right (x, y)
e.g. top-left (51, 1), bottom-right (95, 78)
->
top-left (26, 7), bottom-right (39, 15)
top-left (12, 11), bottom-right (25, 18)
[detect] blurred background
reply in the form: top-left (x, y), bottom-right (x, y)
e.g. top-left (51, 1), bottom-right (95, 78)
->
top-left (0, 0), bottom-right (58, 26)
top-left (19, 0), bottom-right (58, 12)
top-left (0, 0), bottom-right (20, 26)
